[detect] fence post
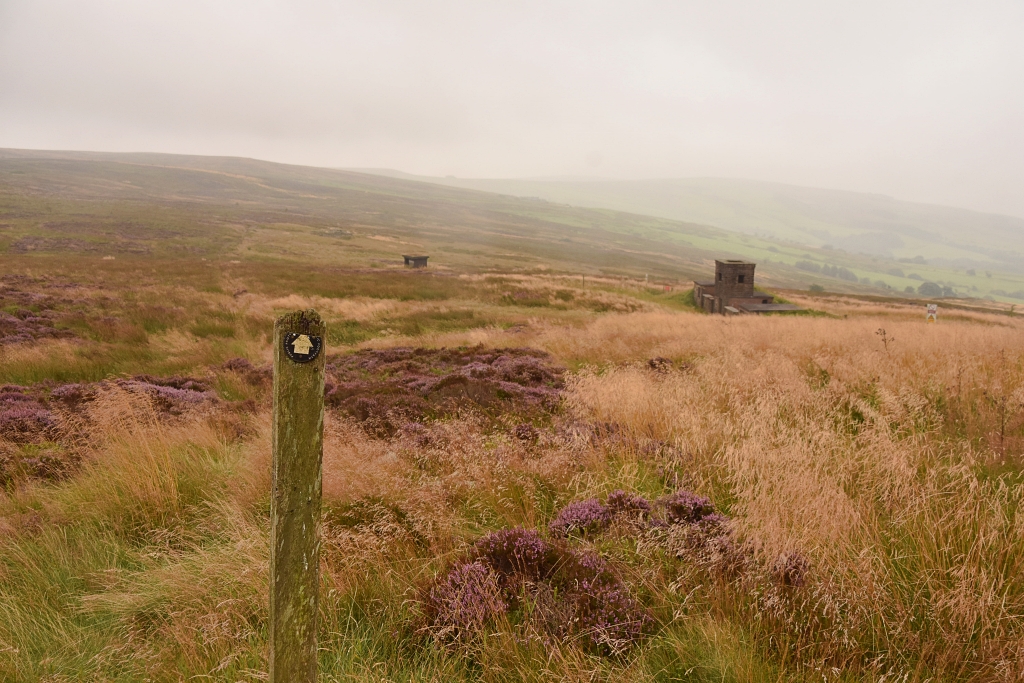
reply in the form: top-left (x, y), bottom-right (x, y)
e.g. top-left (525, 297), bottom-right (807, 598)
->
top-left (271, 309), bottom-right (326, 683)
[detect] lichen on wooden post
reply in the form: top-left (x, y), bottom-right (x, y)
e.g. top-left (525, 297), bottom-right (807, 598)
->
top-left (271, 309), bottom-right (326, 683)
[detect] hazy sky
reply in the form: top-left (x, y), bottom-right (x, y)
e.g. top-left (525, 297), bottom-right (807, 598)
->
top-left (2, 1), bottom-right (1022, 217)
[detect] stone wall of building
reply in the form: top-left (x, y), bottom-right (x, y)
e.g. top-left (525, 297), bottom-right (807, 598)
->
top-left (714, 260), bottom-right (756, 302)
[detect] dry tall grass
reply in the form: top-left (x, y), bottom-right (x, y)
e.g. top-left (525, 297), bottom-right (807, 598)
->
top-left (564, 313), bottom-right (1024, 679)
top-left (2, 309), bottom-right (1023, 681)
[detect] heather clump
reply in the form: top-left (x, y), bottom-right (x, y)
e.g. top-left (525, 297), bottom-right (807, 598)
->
top-left (549, 489), bottom-right (653, 538)
top-left (660, 489), bottom-right (716, 525)
top-left (0, 373), bottom-right (219, 487)
top-left (0, 278), bottom-right (76, 346)
top-left (4, 376), bottom-right (211, 440)
top-left (426, 562), bottom-right (506, 640)
top-left (425, 527), bottom-right (652, 654)
top-left (659, 510), bottom-right (748, 579)
top-left (398, 420), bottom-right (432, 447)
top-left (220, 357), bottom-right (254, 373)
top-left (0, 445), bottom-right (73, 484)
top-left (49, 383), bottom-right (98, 409)
top-left (530, 548), bottom-right (653, 654)
top-left (0, 386), bottom-right (70, 485)
top-left (651, 490), bottom-right (748, 574)
top-left (475, 527), bottom-right (558, 583)
top-left (605, 489), bottom-right (652, 516)
top-left (548, 499), bottom-right (610, 537)
top-left (325, 346), bottom-right (563, 435)
top-left (125, 375), bottom-right (210, 393)
top-left (113, 375), bottom-right (216, 414)
top-left (0, 404), bottom-right (55, 441)
top-left (220, 357), bottom-right (272, 386)
top-left (0, 386), bottom-right (55, 442)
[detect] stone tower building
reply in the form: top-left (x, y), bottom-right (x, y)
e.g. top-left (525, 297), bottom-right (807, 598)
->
top-left (714, 260), bottom-right (756, 301)
top-left (692, 259), bottom-right (800, 314)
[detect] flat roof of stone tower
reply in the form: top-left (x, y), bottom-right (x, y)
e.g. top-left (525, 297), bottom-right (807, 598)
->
top-left (715, 259), bottom-right (755, 265)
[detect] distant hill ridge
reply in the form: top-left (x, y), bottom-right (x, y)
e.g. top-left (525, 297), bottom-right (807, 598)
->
top-left (356, 170), bottom-right (1024, 270)
top-left (4, 148), bottom-right (1024, 301)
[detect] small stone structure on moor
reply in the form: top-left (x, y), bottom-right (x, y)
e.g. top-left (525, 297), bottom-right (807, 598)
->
top-left (693, 260), bottom-right (802, 314)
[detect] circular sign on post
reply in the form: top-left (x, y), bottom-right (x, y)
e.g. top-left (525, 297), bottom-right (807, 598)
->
top-left (283, 333), bottom-right (323, 363)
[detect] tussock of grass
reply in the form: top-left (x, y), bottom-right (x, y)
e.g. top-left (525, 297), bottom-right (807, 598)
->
top-left (0, 393), bottom-right (244, 680)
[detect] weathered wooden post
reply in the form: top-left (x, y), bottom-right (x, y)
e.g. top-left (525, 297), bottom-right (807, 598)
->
top-left (271, 309), bottom-right (326, 682)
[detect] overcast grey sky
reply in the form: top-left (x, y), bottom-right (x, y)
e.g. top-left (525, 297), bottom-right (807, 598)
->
top-left (1, 1), bottom-right (1022, 217)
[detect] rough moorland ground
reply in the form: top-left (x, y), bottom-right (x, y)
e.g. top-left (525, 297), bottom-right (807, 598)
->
top-left (3, 154), bottom-right (1024, 681)
top-left (1, 265), bottom-right (1023, 682)
top-left (5, 149), bottom-right (1024, 300)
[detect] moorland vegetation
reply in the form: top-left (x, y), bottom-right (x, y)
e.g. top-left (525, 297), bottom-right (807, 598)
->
top-left (3, 294), bottom-right (1023, 681)
top-left (4, 149), bottom-right (1024, 302)
top-left (1, 152), bottom-right (1024, 682)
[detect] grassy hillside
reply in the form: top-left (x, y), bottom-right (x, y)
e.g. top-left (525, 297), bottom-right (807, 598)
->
top-left (365, 170), bottom-right (1024, 300)
top-left (0, 149), bottom-right (732, 284)
top-left (4, 149), bottom-right (1024, 303)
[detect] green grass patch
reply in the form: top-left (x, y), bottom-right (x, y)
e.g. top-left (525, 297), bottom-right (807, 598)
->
top-left (189, 321), bottom-right (236, 338)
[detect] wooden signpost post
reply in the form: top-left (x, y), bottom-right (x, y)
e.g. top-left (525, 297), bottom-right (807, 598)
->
top-left (271, 310), bottom-right (326, 683)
